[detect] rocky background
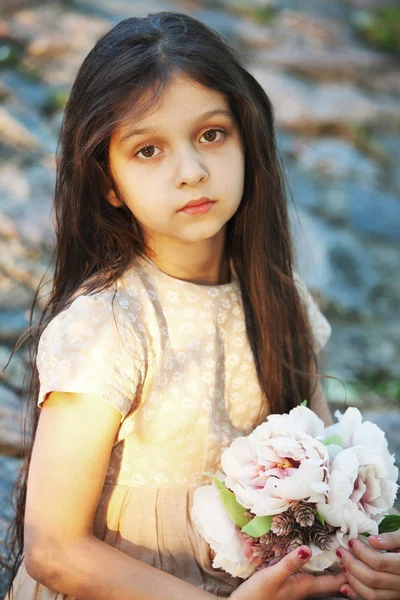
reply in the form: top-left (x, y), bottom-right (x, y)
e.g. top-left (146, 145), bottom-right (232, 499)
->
top-left (0, 0), bottom-right (399, 595)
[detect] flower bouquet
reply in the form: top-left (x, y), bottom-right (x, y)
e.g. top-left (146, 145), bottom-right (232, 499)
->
top-left (192, 405), bottom-right (400, 578)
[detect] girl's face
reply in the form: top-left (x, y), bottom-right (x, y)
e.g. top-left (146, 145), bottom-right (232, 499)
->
top-left (107, 74), bottom-right (245, 253)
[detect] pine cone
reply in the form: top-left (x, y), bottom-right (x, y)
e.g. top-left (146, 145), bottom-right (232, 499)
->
top-left (308, 521), bottom-right (332, 551)
top-left (259, 531), bottom-right (277, 546)
top-left (271, 511), bottom-right (296, 536)
top-left (290, 501), bottom-right (315, 527)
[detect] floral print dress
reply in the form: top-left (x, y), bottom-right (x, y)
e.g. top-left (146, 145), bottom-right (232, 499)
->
top-left (6, 256), bottom-right (331, 599)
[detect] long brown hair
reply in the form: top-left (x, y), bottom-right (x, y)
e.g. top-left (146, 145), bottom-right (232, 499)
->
top-left (3, 12), bottom-right (317, 592)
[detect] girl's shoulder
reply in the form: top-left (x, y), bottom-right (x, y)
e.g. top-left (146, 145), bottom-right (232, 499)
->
top-left (36, 279), bottom-right (147, 422)
top-left (42, 262), bottom-right (148, 340)
top-left (38, 271), bottom-right (148, 363)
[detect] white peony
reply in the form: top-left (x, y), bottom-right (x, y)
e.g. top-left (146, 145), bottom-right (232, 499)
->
top-left (191, 484), bottom-right (255, 579)
top-left (318, 408), bottom-right (399, 548)
top-left (221, 406), bottom-right (330, 516)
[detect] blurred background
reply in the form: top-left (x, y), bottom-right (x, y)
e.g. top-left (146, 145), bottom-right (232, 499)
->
top-left (0, 0), bottom-right (399, 595)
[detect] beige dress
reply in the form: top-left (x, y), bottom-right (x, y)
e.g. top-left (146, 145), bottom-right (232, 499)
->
top-left (6, 256), bottom-right (331, 599)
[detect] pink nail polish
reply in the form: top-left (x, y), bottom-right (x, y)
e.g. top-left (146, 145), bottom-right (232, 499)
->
top-left (298, 548), bottom-right (310, 560)
top-left (374, 535), bottom-right (383, 542)
top-left (342, 589), bottom-right (349, 597)
top-left (336, 549), bottom-right (343, 559)
top-left (341, 566), bottom-right (347, 573)
top-left (348, 540), bottom-right (354, 549)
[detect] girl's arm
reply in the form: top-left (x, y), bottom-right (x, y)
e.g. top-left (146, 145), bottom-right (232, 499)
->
top-left (24, 391), bottom-right (215, 600)
top-left (25, 390), bottom-right (345, 600)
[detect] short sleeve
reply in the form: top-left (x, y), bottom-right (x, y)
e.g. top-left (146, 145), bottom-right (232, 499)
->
top-left (294, 273), bottom-right (332, 352)
top-left (36, 294), bottom-right (145, 422)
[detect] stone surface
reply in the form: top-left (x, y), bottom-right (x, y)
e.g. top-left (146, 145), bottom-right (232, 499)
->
top-left (1, 70), bottom-right (52, 112)
top-left (0, 346), bottom-right (29, 394)
top-left (0, 162), bottom-right (55, 245)
top-left (0, 385), bottom-right (23, 456)
top-left (0, 454), bottom-right (24, 599)
top-left (0, 104), bottom-right (56, 154)
top-left (290, 137), bottom-right (380, 183)
top-left (290, 208), bottom-right (378, 315)
top-left (257, 39), bottom-right (392, 80)
top-left (252, 67), bottom-right (400, 129)
top-left (323, 320), bottom-right (400, 383)
top-left (0, 311), bottom-right (30, 346)
top-left (349, 186), bottom-right (400, 242)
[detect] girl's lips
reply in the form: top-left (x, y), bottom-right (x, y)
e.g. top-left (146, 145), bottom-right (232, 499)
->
top-left (180, 200), bottom-right (216, 215)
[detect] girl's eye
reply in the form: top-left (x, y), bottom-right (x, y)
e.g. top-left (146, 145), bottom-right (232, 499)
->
top-left (200, 129), bottom-right (225, 143)
top-left (135, 129), bottom-right (226, 159)
top-left (136, 145), bottom-right (161, 159)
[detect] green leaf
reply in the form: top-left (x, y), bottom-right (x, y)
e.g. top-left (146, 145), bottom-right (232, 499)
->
top-left (301, 399), bottom-right (308, 407)
top-left (219, 490), bottom-right (250, 529)
top-left (323, 434), bottom-right (345, 447)
top-left (241, 515), bottom-right (273, 538)
top-left (202, 472), bottom-right (226, 492)
top-left (379, 515), bottom-right (400, 534)
top-left (316, 509), bottom-right (326, 528)
top-left (202, 472), bottom-right (250, 528)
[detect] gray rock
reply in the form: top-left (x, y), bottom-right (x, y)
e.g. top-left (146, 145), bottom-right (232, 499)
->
top-left (375, 133), bottom-right (400, 193)
top-left (0, 162), bottom-right (55, 245)
top-left (293, 138), bottom-right (380, 183)
top-left (0, 385), bottom-right (23, 456)
top-left (323, 321), bottom-right (400, 383)
top-left (274, 0), bottom-right (347, 20)
top-left (0, 311), bottom-right (29, 346)
top-left (0, 346), bottom-right (29, 394)
top-left (291, 209), bottom-right (378, 315)
top-left (0, 454), bottom-right (24, 599)
top-left (0, 277), bottom-right (34, 312)
top-left (350, 186), bottom-right (400, 242)
top-left (1, 70), bottom-right (51, 112)
top-left (252, 68), bottom-right (400, 129)
top-left (327, 235), bottom-right (378, 315)
top-left (284, 163), bottom-right (322, 213)
top-left (0, 104), bottom-right (57, 154)
top-left (0, 106), bottom-right (40, 151)
top-left (234, 20), bottom-right (275, 50)
top-left (367, 243), bottom-right (400, 317)
top-left (257, 44), bottom-right (392, 80)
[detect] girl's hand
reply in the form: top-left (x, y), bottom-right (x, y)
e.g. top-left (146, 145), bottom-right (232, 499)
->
top-left (230, 545), bottom-right (347, 600)
top-left (337, 532), bottom-right (400, 599)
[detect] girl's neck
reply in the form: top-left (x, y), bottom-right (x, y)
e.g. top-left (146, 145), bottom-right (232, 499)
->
top-left (144, 231), bottom-right (230, 286)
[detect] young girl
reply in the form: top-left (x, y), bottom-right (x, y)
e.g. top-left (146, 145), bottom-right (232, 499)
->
top-left (4, 12), bottom-right (400, 600)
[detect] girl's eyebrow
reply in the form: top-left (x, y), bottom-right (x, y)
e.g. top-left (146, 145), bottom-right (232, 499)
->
top-left (118, 108), bottom-right (234, 146)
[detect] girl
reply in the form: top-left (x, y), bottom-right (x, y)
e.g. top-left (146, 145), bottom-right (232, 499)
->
top-left (4, 12), bottom-right (399, 600)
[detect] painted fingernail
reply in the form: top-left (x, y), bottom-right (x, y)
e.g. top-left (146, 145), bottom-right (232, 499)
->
top-left (341, 566), bottom-right (347, 573)
top-left (348, 540), bottom-right (355, 549)
top-left (298, 548), bottom-right (310, 560)
top-left (342, 589), bottom-right (349, 597)
top-left (336, 549), bottom-right (343, 558)
top-left (374, 535), bottom-right (384, 542)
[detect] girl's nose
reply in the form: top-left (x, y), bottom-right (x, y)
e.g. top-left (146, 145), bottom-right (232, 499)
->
top-left (174, 146), bottom-right (209, 188)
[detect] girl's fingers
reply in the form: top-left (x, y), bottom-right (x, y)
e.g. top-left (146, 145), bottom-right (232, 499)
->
top-left (273, 546), bottom-right (312, 584)
top-left (341, 571), bottom-right (400, 600)
top-left (346, 538), bottom-right (400, 575)
top-left (340, 585), bottom-right (363, 600)
top-left (300, 571), bottom-right (347, 598)
top-left (368, 532), bottom-right (400, 553)
top-left (340, 547), bottom-right (400, 591)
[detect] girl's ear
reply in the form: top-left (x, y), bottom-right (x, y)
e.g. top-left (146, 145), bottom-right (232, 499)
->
top-left (107, 188), bottom-right (124, 208)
